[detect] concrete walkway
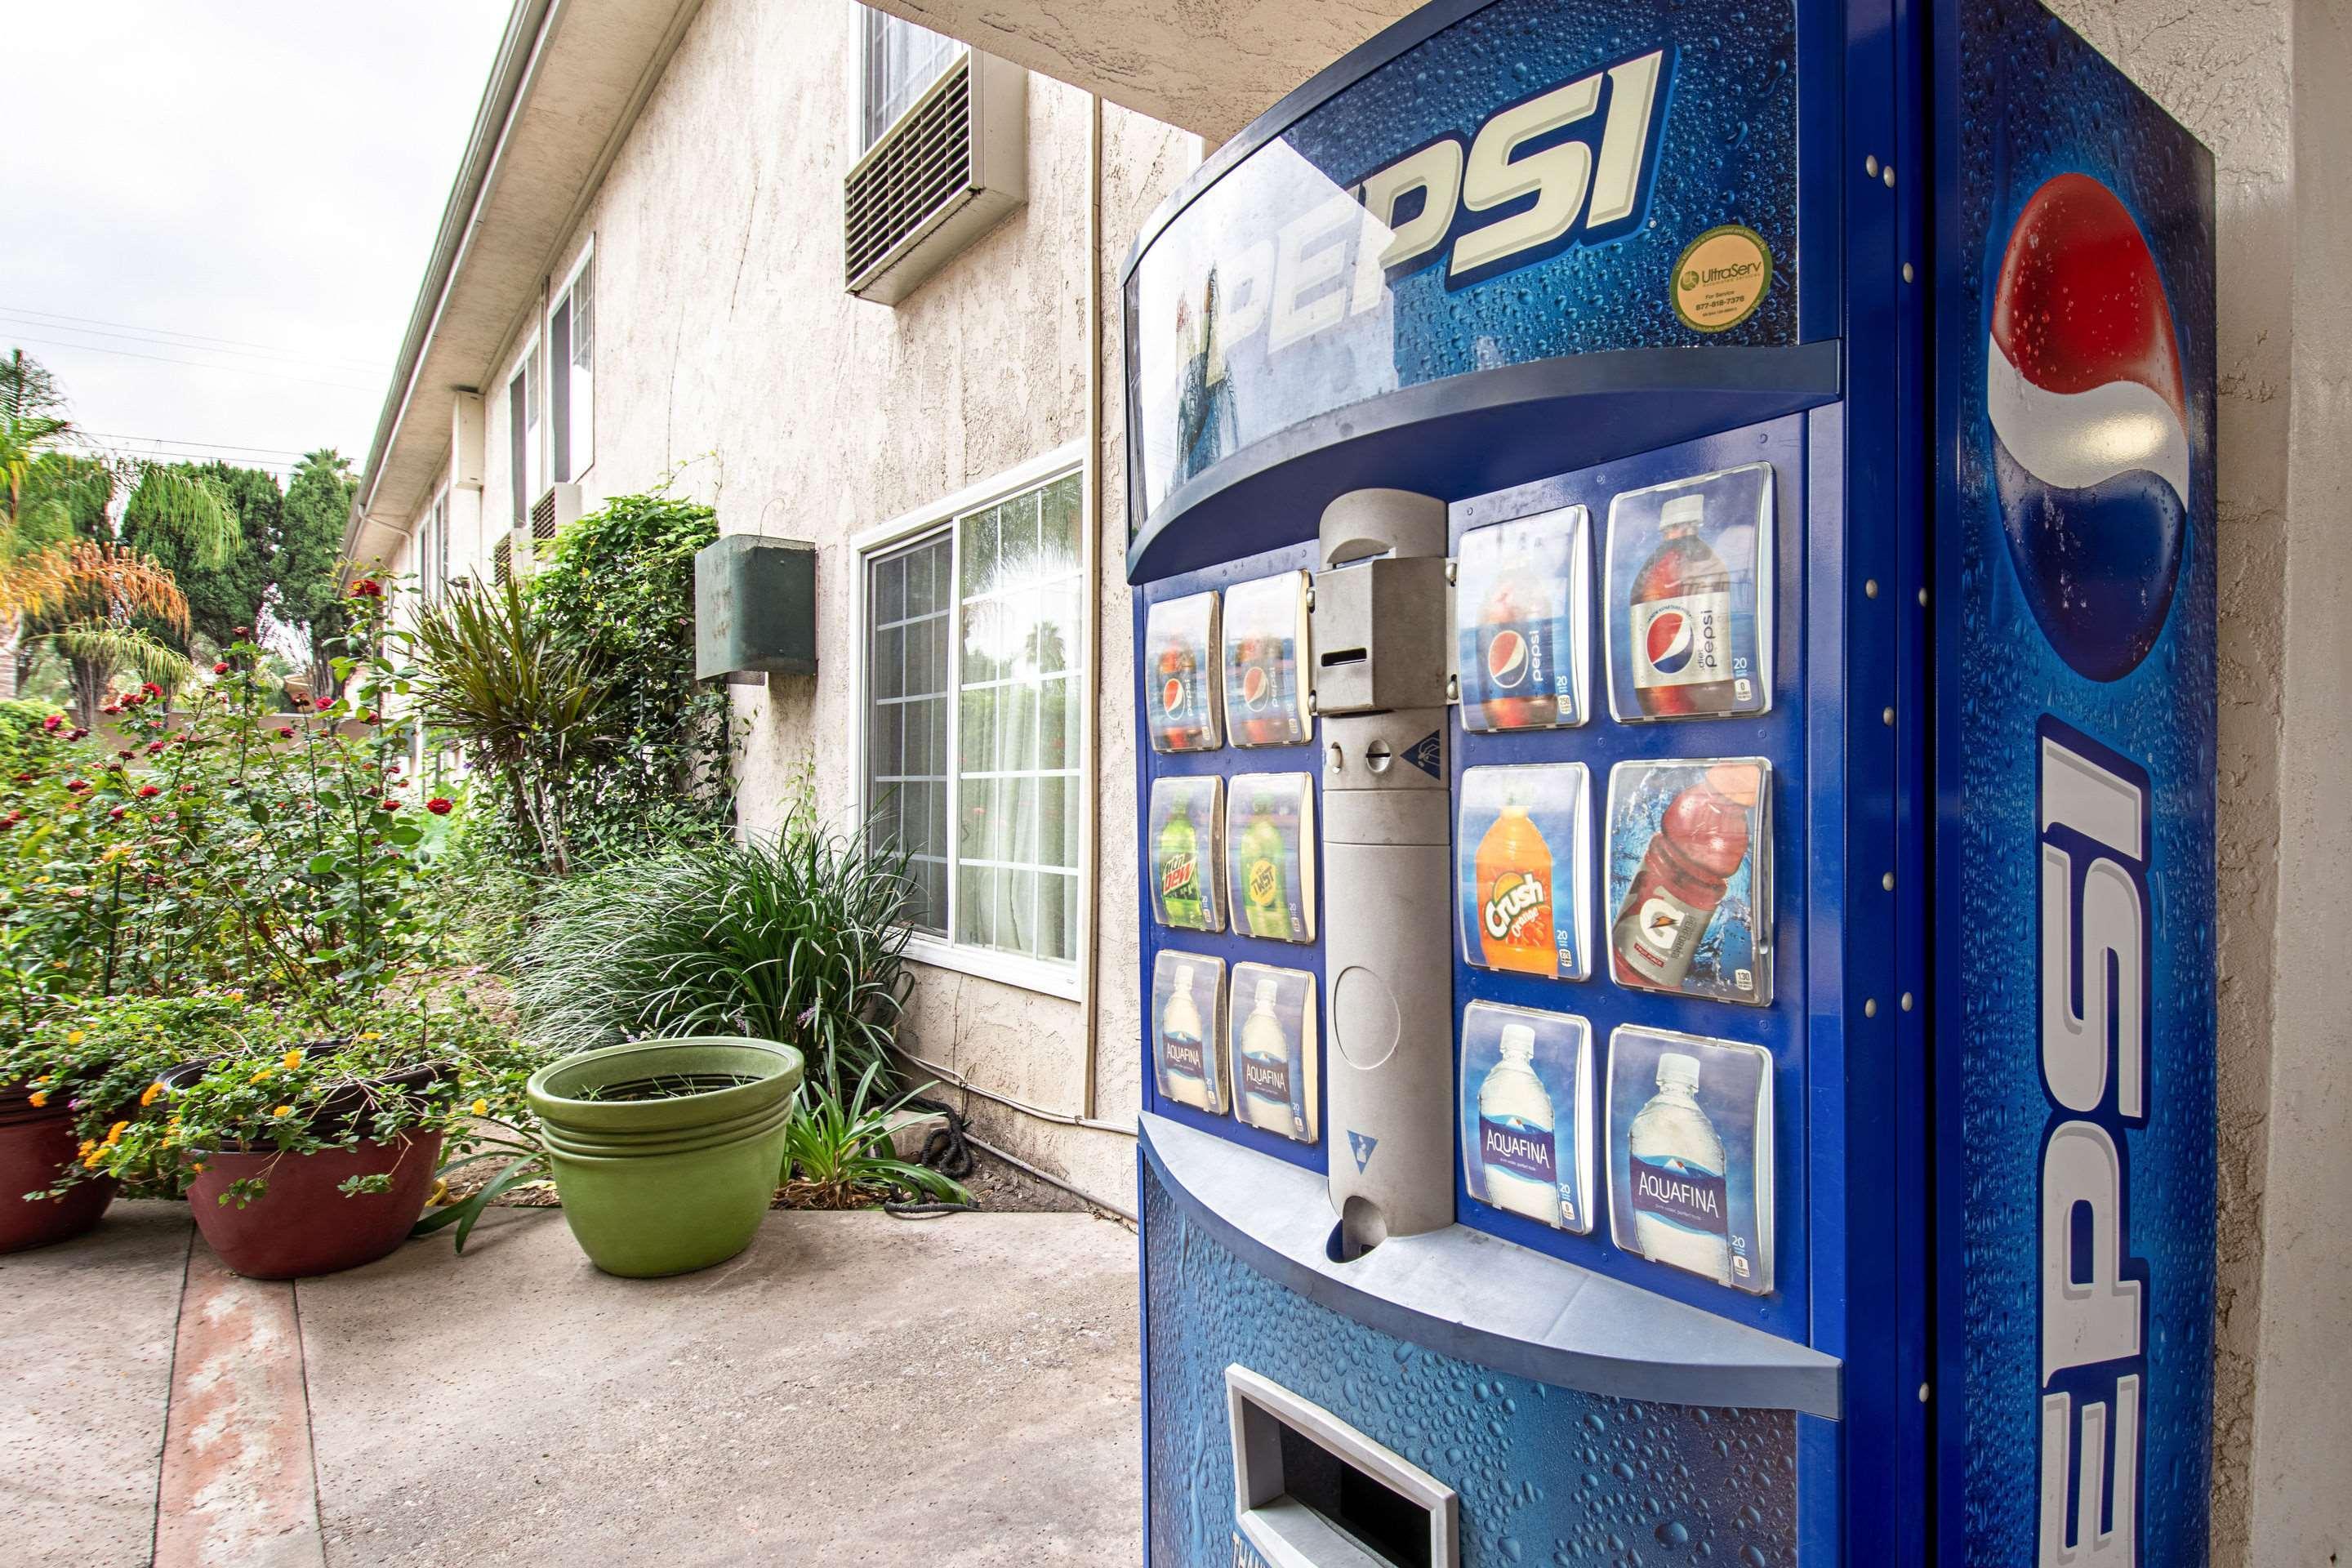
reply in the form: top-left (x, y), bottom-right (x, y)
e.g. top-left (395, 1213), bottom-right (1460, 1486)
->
top-left (0, 1200), bottom-right (1143, 1567)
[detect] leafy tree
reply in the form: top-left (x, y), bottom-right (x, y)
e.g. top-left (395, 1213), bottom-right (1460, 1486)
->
top-left (120, 461), bottom-right (282, 650)
top-left (275, 449), bottom-right (356, 694)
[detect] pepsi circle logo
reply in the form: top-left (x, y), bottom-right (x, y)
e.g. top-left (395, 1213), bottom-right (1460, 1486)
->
top-left (1486, 629), bottom-right (1529, 688)
top-left (1645, 609), bottom-right (1695, 675)
top-left (1160, 676), bottom-right (1184, 715)
top-left (1240, 664), bottom-right (1269, 710)
top-left (1989, 173), bottom-right (2189, 682)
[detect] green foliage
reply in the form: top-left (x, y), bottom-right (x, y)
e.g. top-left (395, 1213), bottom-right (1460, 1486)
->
top-left (275, 450), bottom-right (356, 693)
top-left (781, 1062), bottom-right (971, 1209)
top-left (119, 461), bottom-right (280, 649)
top-left (511, 817), bottom-right (915, 1098)
top-left (408, 574), bottom-right (618, 878)
top-left (506, 488), bottom-right (731, 863)
top-left (0, 584), bottom-right (447, 1003)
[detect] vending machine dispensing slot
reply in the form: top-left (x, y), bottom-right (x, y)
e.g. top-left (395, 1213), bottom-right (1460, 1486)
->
top-left (1312, 489), bottom-right (1453, 1254)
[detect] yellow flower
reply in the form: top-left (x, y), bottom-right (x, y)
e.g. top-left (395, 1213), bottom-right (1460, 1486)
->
top-left (140, 1082), bottom-right (164, 1107)
top-left (77, 1139), bottom-right (95, 1156)
top-left (470, 1098), bottom-right (489, 1118)
top-left (359, 1031), bottom-right (382, 1041)
top-left (281, 1049), bottom-right (304, 1071)
top-left (189, 1162), bottom-right (206, 1174)
top-left (82, 1149), bottom-right (104, 1169)
top-left (272, 1105), bottom-right (293, 1118)
top-left (250, 1068), bottom-right (272, 1084)
top-left (65, 1030), bottom-right (83, 1046)
top-left (26, 1091), bottom-right (47, 1108)
top-left (29, 1075), bottom-right (48, 1086)
top-left (105, 1120), bottom-right (128, 1143)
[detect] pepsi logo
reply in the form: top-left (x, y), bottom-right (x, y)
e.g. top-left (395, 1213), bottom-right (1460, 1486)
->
top-left (1989, 173), bottom-right (2189, 682)
top-left (1240, 664), bottom-right (1270, 710)
top-left (1645, 609), bottom-right (1695, 675)
top-left (1160, 676), bottom-right (1184, 715)
top-left (1486, 628), bottom-right (1530, 688)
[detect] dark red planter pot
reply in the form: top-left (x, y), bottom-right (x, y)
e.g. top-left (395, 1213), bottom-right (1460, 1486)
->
top-left (0, 1097), bottom-right (117, 1254)
top-left (185, 1134), bottom-right (443, 1280)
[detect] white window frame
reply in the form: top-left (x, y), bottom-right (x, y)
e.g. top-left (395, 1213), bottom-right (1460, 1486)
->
top-left (856, 3), bottom-right (967, 152)
top-left (418, 486), bottom-right (449, 605)
top-left (552, 243), bottom-right (595, 482)
top-left (851, 441), bottom-right (1089, 1002)
top-left (506, 334), bottom-right (541, 527)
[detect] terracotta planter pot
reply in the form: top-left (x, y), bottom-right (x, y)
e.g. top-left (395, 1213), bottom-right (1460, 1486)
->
top-left (185, 1133), bottom-right (443, 1280)
top-left (0, 1089), bottom-right (116, 1254)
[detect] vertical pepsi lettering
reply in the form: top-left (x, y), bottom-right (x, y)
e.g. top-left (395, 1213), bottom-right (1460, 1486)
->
top-left (2036, 723), bottom-right (2150, 1566)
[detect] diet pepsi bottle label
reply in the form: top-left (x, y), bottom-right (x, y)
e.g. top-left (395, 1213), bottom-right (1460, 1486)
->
top-left (1629, 1152), bottom-right (1729, 1236)
top-left (1629, 591), bottom-right (1732, 689)
top-left (1480, 1115), bottom-right (1559, 1187)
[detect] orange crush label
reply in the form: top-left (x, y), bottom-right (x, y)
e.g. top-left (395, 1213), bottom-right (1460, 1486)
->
top-left (1482, 871), bottom-right (1549, 945)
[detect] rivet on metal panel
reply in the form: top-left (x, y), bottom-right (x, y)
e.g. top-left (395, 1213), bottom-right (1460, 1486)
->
top-left (1883, 165), bottom-right (1896, 188)
top-left (1864, 998), bottom-right (1879, 1018)
top-left (1882, 871), bottom-right (1896, 892)
top-left (1865, 154), bottom-right (1881, 176)
top-left (1882, 706), bottom-right (1895, 726)
top-left (1901, 991), bottom-right (1915, 1012)
top-left (1918, 586), bottom-right (1929, 608)
top-left (1902, 262), bottom-right (1915, 283)
top-left (1918, 1383), bottom-right (1931, 1404)
top-left (1864, 579), bottom-right (1879, 599)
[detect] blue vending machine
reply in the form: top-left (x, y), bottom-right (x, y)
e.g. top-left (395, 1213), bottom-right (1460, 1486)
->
top-left (1123, 0), bottom-right (2215, 1561)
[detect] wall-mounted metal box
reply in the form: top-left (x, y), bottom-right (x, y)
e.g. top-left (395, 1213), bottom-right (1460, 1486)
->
top-left (695, 535), bottom-right (817, 684)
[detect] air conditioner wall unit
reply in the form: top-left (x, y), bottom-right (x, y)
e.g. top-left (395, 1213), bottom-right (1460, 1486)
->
top-left (844, 51), bottom-right (1027, 305)
top-left (531, 481), bottom-right (583, 544)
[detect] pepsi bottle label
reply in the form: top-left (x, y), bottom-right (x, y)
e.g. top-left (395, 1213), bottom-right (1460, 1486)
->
top-left (1602, 462), bottom-right (1775, 722)
top-left (1220, 572), bottom-right (1312, 747)
top-left (1454, 506), bottom-right (1590, 732)
top-left (1628, 1152), bottom-right (1730, 1235)
top-left (1628, 590), bottom-right (1734, 690)
top-left (1143, 591), bottom-right (1223, 753)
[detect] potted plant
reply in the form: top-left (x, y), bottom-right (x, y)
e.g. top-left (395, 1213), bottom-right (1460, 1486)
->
top-left (522, 1036), bottom-right (804, 1278)
top-left (0, 991), bottom-right (231, 1253)
top-left (100, 995), bottom-right (530, 1279)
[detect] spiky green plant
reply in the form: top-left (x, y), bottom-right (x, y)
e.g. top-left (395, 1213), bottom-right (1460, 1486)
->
top-left (511, 817), bottom-right (917, 1097)
top-left (782, 1062), bottom-right (971, 1209)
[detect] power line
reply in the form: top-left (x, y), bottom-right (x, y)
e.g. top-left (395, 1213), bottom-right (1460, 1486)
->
top-left (0, 314), bottom-right (380, 378)
top-left (0, 305), bottom-right (385, 372)
top-left (78, 431), bottom-right (312, 457)
top-left (0, 334), bottom-right (379, 394)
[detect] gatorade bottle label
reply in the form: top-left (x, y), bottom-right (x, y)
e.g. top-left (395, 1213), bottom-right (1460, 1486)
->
top-left (1614, 886), bottom-right (1707, 987)
top-left (1479, 1116), bottom-right (1559, 1186)
top-left (1629, 591), bottom-right (1733, 689)
top-left (1629, 1152), bottom-right (1730, 1236)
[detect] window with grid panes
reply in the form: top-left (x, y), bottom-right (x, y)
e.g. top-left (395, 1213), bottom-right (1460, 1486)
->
top-left (862, 470), bottom-right (1083, 964)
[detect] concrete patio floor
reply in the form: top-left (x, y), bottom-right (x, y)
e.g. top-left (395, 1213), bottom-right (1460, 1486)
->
top-left (1, 1200), bottom-right (1143, 1567)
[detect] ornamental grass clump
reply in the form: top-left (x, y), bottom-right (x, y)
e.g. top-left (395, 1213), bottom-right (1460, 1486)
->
top-left (512, 816), bottom-right (915, 1099)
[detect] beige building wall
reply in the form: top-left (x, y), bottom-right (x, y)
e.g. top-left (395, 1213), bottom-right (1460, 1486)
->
top-left (399, 0), bottom-right (1195, 1205)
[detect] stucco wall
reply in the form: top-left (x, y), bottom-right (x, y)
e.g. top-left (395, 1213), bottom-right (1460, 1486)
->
top-left (449, 0), bottom-right (1196, 1205)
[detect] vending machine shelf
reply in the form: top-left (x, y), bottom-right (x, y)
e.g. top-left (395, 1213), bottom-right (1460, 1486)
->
top-left (1142, 1113), bottom-right (1842, 1419)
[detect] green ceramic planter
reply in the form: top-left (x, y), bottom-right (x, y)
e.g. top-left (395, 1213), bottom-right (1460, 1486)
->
top-left (526, 1036), bottom-right (803, 1279)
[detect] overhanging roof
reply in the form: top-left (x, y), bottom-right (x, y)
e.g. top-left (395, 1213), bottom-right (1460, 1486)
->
top-left (345, 0), bottom-right (706, 564)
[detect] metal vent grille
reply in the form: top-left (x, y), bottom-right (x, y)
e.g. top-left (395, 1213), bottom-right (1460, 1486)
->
top-left (531, 486), bottom-right (559, 541)
top-left (845, 56), bottom-right (974, 288)
top-left (492, 534), bottom-right (513, 587)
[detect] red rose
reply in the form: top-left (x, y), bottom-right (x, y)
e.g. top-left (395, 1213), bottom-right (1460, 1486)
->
top-left (350, 578), bottom-right (383, 599)
top-left (360, 710), bottom-right (380, 725)
top-left (141, 682), bottom-right (162, 697)
top-left (41, 715), bottom-right (60, 733)
top-left (108, 807), bottom-right (126, 821)
top-left (211, 662), bottom-right (229, 675)
top-left (179, 785), bottom-right (195, 796)
top-left (425, 797), bottom-right (453, 815)
top-left (379, 798), bottom-right (401, 813)
top-left (67, 728), bottom-right (87, 742)
top-left (314, 697), bottom-right (332, 712)
top-left (275, 728), bottom-right (294, 740)
top-left (146, 741), bottom-right (166, 755)
top-left (100, 704), bottom-right (120, 716)
top-left (12, 773), bottom-right (31, 783)
top-left (65, 779), bottom-right (89, 794)
top-left (118, 750), bottom-right (135, 762)
top-left (137, 785), bottom-right (160, 799)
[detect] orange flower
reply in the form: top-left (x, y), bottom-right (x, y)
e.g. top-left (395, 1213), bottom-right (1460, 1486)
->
top-left (272, 1105), bottom-right (293, 1118)
top-left (139, 1082), bottom-right (165, 1107)
top-left (281, 1049), bottom-right (304, 1071)
top-left (27, 1091), bottom-right (47, 1108)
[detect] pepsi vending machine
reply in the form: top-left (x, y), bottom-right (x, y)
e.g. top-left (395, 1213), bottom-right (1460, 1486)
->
top-left (1124, 0), bottom-right (2214, 1561)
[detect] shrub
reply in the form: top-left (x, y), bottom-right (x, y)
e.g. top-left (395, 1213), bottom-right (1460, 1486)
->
top-left (512, 816), bottom-right (914, 1098)
top-left (782, 1062), bottom-right (970, 1209)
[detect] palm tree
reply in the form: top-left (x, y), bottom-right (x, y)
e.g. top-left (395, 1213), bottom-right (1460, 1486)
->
top-left (0, 349), bottom-right (237, 704)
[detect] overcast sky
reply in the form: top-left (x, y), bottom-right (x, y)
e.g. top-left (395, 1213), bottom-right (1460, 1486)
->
top-left (2, 2), bottom-right (512, 488)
